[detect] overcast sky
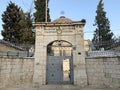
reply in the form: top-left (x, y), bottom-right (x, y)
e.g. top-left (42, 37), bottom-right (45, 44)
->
top-left (0, 0), bottom-right (120, 40)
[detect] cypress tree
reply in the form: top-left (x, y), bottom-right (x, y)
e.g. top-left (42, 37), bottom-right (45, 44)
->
top-left (92, 0), bottom-right (114, 50)
top-left (1, 1), bottom-right (25, 43)
top-left (22, 12), bottom-right (35, 44)
top-left (34, 0), bottom-right (51, 22)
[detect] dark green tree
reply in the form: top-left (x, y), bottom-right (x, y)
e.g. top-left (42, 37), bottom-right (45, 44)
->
top-left (1, 1), bottom-right (25, 43)
top-left (1, 1), bottom-right (35, 44)
top-left (34, 0), bottom-right (51, 22)
top-left (92, 0), bottom-right (114, 50)
top-left (22, 12), bottom-right (35, 44)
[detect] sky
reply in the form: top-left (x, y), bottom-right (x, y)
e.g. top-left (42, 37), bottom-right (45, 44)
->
top-left (0, 0), bottom-right (120, 40)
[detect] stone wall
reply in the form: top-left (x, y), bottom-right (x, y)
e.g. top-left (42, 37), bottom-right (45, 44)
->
top-left (0, 56), bottom-right (120, 88)
top-left (0, 56), bottom-right (34, 88)
top-left (86, 56), bottom-right (120, 88)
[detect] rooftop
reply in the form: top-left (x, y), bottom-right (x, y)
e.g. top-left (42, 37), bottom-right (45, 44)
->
top-left (52, 16), bottom-right (72, 23)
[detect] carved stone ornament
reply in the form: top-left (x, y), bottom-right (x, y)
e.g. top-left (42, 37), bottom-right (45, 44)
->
top-left (56, 29), bottom-right (62, 34)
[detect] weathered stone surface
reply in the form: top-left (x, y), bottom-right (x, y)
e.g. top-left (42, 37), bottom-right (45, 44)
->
top-left (0, 56), bottom-right (120, 89)
top-left (0, 57), bottom-right (34, 88)
top-left (86, 57), bottom-right (120, 88)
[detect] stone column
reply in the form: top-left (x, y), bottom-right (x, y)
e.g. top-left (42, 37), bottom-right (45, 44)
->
top-left (74, 25), bottom-right (87, 87)
top-left (33, 26), bottom-right (46, 87)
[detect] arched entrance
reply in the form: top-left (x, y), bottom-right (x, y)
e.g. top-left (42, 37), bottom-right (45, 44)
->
top-left (46, 40), bottom-right (74, 84)
top-left (33, 16), bottom-right (87, 87)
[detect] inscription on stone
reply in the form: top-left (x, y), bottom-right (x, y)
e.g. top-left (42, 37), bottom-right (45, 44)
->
top-left (44, 29), bottom-right (56, 33)
top-left (44, 28), bottom-right (74, 33)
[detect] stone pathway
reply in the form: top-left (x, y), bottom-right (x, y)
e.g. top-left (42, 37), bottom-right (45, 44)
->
top-left (0, 85), bottom-right (119, 90)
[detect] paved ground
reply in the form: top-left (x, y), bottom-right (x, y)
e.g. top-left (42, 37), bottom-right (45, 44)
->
top-left (0, 85), bottom-right (119, 90)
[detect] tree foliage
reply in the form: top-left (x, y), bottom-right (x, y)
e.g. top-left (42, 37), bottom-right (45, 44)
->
top-left (1, 1), bottom-right (34, 44)
top-left (92, 0), bottom-right (114, 50)
top-left (1, 1), bottom-right (24, 43)
top-left (34, 0), bottom-right (51, 22)
top-left (22, 12), bottom-right (35, 44)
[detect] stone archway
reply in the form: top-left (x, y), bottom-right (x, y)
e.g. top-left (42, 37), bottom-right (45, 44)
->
top-left (46, 40), bottom-right (74, 84)
top-left (33, 16), bottom-right (87, 87)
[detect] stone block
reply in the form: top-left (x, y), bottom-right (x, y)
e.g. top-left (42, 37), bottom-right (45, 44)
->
top-left (105, 73), bottom-right (111, 78)
top-left (111, 74), bottom-right (120, 78)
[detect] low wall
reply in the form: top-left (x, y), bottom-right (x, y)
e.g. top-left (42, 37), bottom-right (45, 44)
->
top-left (0, 56), bottom-right (34, 88)
top-left (86, 56), bottom-right (120, 88)
top-left (0, 56), bottom-right (120, 88)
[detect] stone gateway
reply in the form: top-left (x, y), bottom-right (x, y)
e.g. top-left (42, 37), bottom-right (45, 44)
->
top-left (33, 16), bottom-right (87, 86)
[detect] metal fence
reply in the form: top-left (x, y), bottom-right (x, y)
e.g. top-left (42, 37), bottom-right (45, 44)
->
top-left (91, 39), bottom-right (120, 50)
top-left (86, 50), bottom-right (120, 57)
top-left (0, 39), bottom-right (35, 51)
top-left (0, 51), bottom-right (34, 57)
top-left (0, 39), bottom-right (26, 50)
